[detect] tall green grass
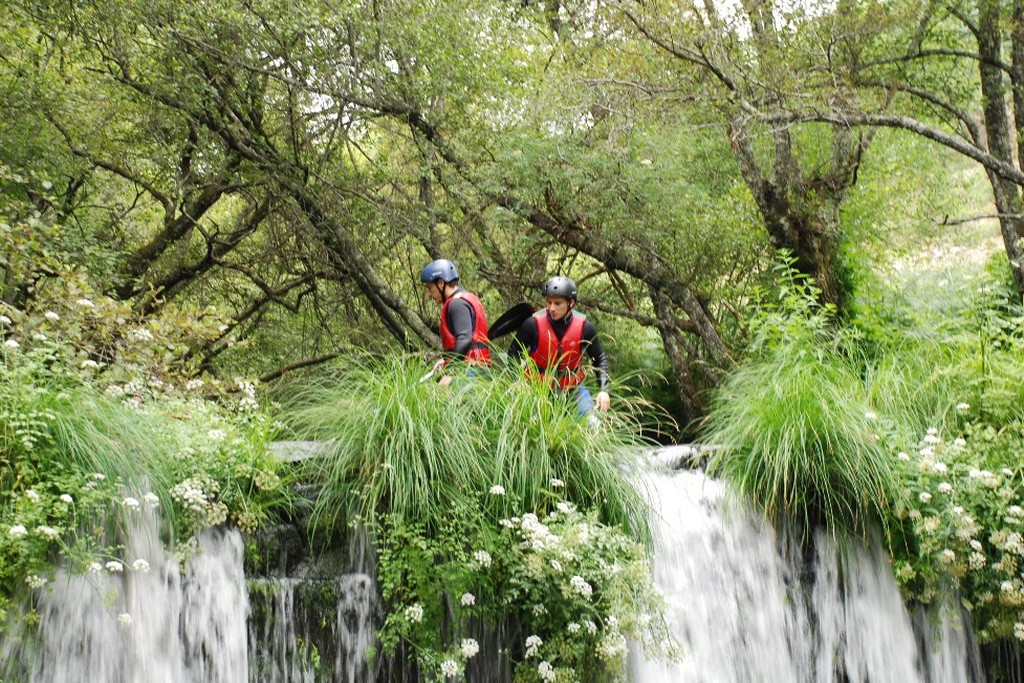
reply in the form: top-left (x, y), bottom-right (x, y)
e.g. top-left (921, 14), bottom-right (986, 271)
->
top-left (703, 262), bottom-right (902, 538)
top-left (704, 252), bottom-right (1024, 540)
top-left (281, 358), bottom-right (654, 542)
top-left (703, 337), bottom-right (900, 538)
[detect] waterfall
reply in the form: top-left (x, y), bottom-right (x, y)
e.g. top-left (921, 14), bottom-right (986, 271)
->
top-left (630, 464), bottom-right (986, 683)
top-left (2, 459), bottom-right (990, 682)
top-left (3, 506), bottom-right (249, 683)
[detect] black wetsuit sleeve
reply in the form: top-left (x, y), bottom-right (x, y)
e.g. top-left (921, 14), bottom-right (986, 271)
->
top-left (507, 317), bottom-right (537, 365)
top-left (581, 321), bottom-right (610, 389)
top-left (445, 298), bottom-right (476, 359)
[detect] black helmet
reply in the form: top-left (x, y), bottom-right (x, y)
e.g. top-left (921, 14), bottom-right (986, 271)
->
top-left (542, 276), bottom-right (577, 302)
top-left (420, 259), bottom-right (459, 284)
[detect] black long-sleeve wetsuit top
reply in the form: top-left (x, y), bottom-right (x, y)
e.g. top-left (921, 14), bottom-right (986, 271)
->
top-left (506, 312), bottom-right (609, 389)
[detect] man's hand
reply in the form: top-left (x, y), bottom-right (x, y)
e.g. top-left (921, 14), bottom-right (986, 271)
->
top-left (595, 390), bottom-right (610, 412)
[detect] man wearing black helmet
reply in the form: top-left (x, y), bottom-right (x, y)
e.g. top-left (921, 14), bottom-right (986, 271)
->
top-left (507, 276), bottom-right (610, 416)
top-left (420, 259), bottom-right (491, 380)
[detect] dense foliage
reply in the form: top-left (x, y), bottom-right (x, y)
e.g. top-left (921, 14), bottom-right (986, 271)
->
top-left (0, 182), bottom-right (293, 635)
top-left (283, 360), bottom-right (674, 680)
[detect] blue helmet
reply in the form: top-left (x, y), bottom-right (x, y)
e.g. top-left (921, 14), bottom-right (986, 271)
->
top-left (420, 259), bottom-right (459, 284)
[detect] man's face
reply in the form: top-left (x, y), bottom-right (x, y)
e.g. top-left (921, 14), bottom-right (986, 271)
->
top-left (545, 295), bottom-right (572, 321)
top-left (425, 281), bottom-right (444, 304)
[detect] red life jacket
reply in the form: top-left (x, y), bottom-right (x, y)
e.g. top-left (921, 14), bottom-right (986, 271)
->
top-left (440, 291), bottom-right (492, 365)
top-left (528, 311), bottom-right (586, 390)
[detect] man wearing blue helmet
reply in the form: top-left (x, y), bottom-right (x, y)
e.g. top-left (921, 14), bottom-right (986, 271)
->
top-left (420, 259), bottom-right (491, 378)
top-left (507, 275), bottom-right (610, 417)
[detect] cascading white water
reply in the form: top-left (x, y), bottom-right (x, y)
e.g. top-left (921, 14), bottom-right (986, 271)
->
top-left (3, 458), bottom-right (987, 682)
top-left (13, 506), bottom-right (249, 683)
top-left (630, 464), bottom-right (984, 683)
top-left (247, 574), bottom-right (377, 683)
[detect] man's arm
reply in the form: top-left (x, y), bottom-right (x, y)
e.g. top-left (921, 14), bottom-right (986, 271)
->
top-left (507, 317), bottom-right (537, 365)
top-left (581, 321), bottom-right (610, 411)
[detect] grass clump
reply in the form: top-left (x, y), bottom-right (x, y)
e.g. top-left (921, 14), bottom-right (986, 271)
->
top-left (704, 260), bottom-right (901, 538)
top-left (283, 357), bottom-right (653, 541)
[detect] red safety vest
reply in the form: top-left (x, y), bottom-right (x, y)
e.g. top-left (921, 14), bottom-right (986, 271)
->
top-left (440, 291), bottom-right (492, 365)
top-left (528, 311), bottom-right (586, 390)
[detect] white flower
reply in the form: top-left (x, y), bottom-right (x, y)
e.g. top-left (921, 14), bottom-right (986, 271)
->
top-left (4, 339), bottom-right (20, 349)
top-left (404, 603), bottom-right (423, 623)
top-left (919, 492), bottom-right (932, 503)
top-left (473, 550), bottom-right (492, 568)
top-left (969, 552), bottom-right (987, 570)
top-left (60, 494), bottom-right (73, 504)
top-left (953, 438), bottom-right (967, 447)
top-left (8, 525), bottom-right (27, 538)
top-left (570, 575), bottom-right (593, 599)
top-left (123, 497), bottom-right (140, 511)
top-left (80, 360), bottom-right (99, 370)
top-left (26, 574), bottom-right (47, 589)
top-left (131, 328), bottom-right (154, 342)
top-left (489, 485), bottom-right (506, 495)
top-left (185, 379), bottom-right (205, 391)
top-left (1004, 469), bottom-right (1015, 477)
top-left (207, 429), bottom-right (227, 441)
top-left (927, 427), bottom-right (938, 435)
top-left (551, 559), bottom-right (563, 573)
top-left (567, 622), bottom-right (581, 633)
top-left (36, 525), bottom-right (59, 540)
top-left (939, 549), bottom-right (955, 564)
top-left (584, 620), bottom-right (598, 634)
top-left (897, 452), bottom-right (911, 461)
top-left (864, 412), bottom-right (877, 420)
top-left (144, 492), bottom-right (160, 507)
top-left (533, 603), bottom-right (547, 616)
top-left (105, 561), bottom-right (124, 573)
top-left (76, 298), bottom-right (95, 308)
top-left (93, 473), bottom-right (106, 480)
top-left (956, 402), bottom-right (970, 412)
top-left (938, 482), bottom-right (953, 494)
top-left (932, 462), bottom-right (947, 474)
top-left (440, 659), bottom-right (459, 678)
top-left (556, 501), bottom-right (574, 515)
top-left (538, 661), bottom-right (556, 682)
top-left (87, 561), bottom-right (103, 573)
top-left (460, 592), bottom-right (476, 606)
top-left (919, 447), bottom-right (934, 457)
top-left (499, 518), bottom-right (515, 529)
top-left (924, 434), bottom-right (942, 445)
top-left (461, 638), bottom-right (480, 659)
top-left (32, 333), bottom-right (46, 341)
top-left (525, 635), bottom-right (543, 658)
top-left (117, 613), bottom-right (133, 628)
top-left (0, 315), bottom-right (10, 325)
top-left (25, 489), bottom-right (39, 503)
top-left (44, 311), bottom-right (59, 321)
top-left (550, 478), bottom-right (565, 488)
top-left (132, 559), bottom-right (150, 572)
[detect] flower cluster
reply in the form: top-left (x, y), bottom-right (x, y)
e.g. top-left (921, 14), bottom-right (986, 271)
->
top-left (890, 421), bottom-right (1024, 641)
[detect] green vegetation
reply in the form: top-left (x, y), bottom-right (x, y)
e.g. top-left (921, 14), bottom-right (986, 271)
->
top-left (282, 359), bottom-right (674, 681)
top-left (703, 248), bottom-right (1024, 643)
top-left (5, 0), bottom-right (1024, 677)
top-left (704, 261), bottom-right (902, 538)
